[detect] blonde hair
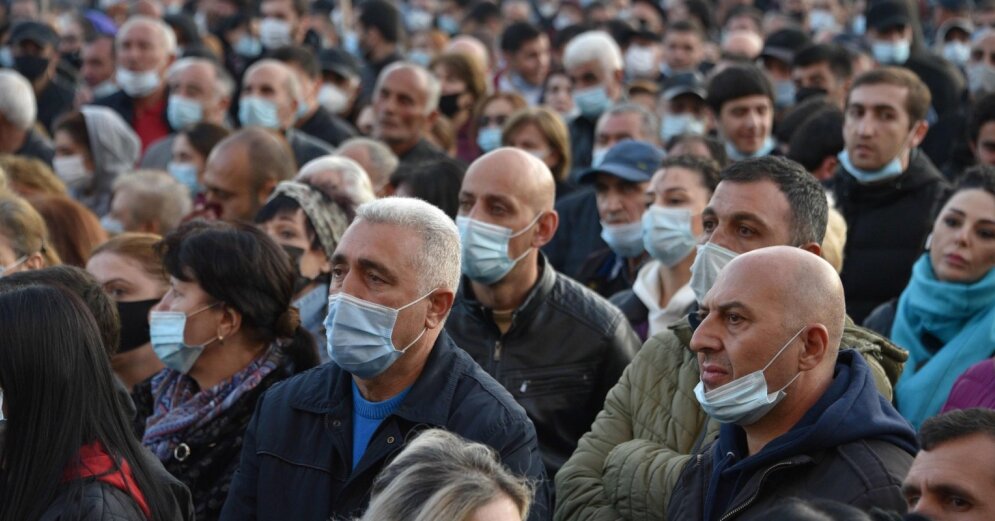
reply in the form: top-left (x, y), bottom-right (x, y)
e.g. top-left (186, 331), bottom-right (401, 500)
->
top-left (502, 107), bottom-right (572, 183)
top-left (821, 207), bottom-right (847, 274)
top-left (0, 192), bottom-right (60, 266)
top-left (0, 155), bottom-right (67, 197)
top-left (361, 429), bottom-right (532, 521)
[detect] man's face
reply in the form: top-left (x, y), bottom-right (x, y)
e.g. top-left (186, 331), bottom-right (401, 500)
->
top-left (792, 60), bottom-right (846, 107)
top-left (869, 24), bottom-right (913, 44)
top-left (664, 30), bottom-right (703, 71)
top-left (329, 220), bottom-right (431, 348)
top-left (372, 68), bottom-right (434, 149)
top-left (596, 112), bottom-right (651, 150)
top-left (458, 161), bottom-right (541, 261)
top-left (971, 34), bottom-right (995, 68)
top-left (242, 64), bottom-right (297, 129)
top-left (108, 188), bottom-right (142, 232)
top-left (689, 255), bottom-right (801, 392)
top-left (82, 37), bottom-right (115, 87)
top-left (717, 94), bottom-right (773, 155)
top-left (203, 143), bottom-right (265, 222)
top-left (843, 83), bottom-right (916, 171)
top-left (973, 121), bottom-right (995, 166)
top-left (568, 59), bottom-right (619, 101)
top-left (904, 433), bottom-right (995, 521)
top-left (508, 35), bottom-right (550, 87)
top-left (117, 21), bottom-right (168, 74)
top-left (260, 0), bottom-right (300, 37)
top-left (169, 62), bottom-right (226, 123)
top-left (594, 173), bottom-right (650, 225)
top-left (701, 179), bottom-right (794, 253)
top-left (11, 38), bottom-right (55, 61)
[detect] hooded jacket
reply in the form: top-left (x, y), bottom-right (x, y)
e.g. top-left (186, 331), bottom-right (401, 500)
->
top-left (667, 351), bottom-right (917, 521)
top-left (75, 106), bottom-right (141, 217)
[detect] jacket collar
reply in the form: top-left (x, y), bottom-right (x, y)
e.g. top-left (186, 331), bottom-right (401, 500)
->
top-left (457, 253), bottom-right (556, 324)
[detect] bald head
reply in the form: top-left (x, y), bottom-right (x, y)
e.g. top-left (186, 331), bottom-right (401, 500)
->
top-left (465, 148), bottom-right (556, 214)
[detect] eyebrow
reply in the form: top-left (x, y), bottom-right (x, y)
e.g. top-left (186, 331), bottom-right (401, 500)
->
top-left (728, 211), bottom-right (770, 231)
top-left (947, 207), bottom-right (995, 226)
top-left (358, 258), bottom-right (398, 284)
top-left (849, 101), bottom-right (900, 112)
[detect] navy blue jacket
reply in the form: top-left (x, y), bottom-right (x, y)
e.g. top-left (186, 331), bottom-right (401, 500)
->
top-left (668, 351), bottom-right (918, 521)
top-left (219, 331), bottom-right (551, 521)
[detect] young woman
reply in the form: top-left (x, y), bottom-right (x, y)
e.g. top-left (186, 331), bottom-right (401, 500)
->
top-left (502, 107), bottom-right (574, 199)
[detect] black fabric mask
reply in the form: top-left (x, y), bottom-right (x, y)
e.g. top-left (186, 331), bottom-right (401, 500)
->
top-left (795, 86), bottom-right (828, 104)
top-left (282, 245), bottom-right (313, 295)
top-left (116, 299), bottom-right (159, 354)
top-left (14, 55), bottom-right (49, 81)
top-left (438, 92), bottom-right (463, 118)
top-left (61, 51), bottom-right (82, 71)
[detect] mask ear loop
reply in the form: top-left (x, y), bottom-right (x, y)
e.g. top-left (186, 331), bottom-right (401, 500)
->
top-left (762, 326), bottom-right (807, 394)
top-left (507, 211), bottom-right (545, 264)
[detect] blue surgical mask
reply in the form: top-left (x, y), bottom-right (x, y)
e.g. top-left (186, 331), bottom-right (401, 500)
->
top-left (871, 39), bottom-right (911, 65)
top-left (573, 85), bottom-right (611, 119)
top-left (851, 14), bottom-right (866, 35)
top-left (837, 149), bottom-right (904, 184)
top-left (601, 220), bottom-right (645, 258)
top-left (239, 96), bottom-right (281, 129)
top-left (660, 113), bottom-right (706, 142)
top-left (149, 303), bottom-right (221, 374)
top-left (942, 41), bottom-right (971, 66)
top-left (724, 135), bottom-right (776, 161)
top-left (168, 161), bottom-right (201, 195)
top-left (324, 291), bottom-right (433, 379)
top-left (774, 80), bottom-right (797, 109)
top-left (343, 31), bottom-right (361, 57)
top-left (642, 206), bottom-right (696, 267)
top-left (167, 95), bottom-right (204, 130)
top-left (591, 147), bottom-right (609, 167)
top-left (694, 327), bottom-right (805, 425)
top-left (457, 214), bottom-right (541, 284)
top-left (100, 215), bottom-right (125, 235)
top-left (234, 35), bottom-right (262, 58)
top-left (689, 242), bottom-right (738, 302)
top-left (476, 127), bottom-right (502, 153)
top-left (407, 50), bottom-right (432, 67)
top-left (296, 99), bottom-right (310, 121)
top-left (437, 14), bottom-right (460, 35)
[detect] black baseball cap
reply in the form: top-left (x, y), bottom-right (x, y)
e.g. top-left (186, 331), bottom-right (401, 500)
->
top-left (866, 0), bottom-right (912, 31)
top-left (662, 71), bottom-right (708, 101)
top-left (318, 48), bottom-right (360, 80)
top-left (10, 21), bottom-right (59, 47)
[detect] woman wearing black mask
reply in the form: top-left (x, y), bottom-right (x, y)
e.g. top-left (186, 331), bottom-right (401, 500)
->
top-left (87, 233), bottom-right (168, 390)
top-left (430, 52), bottom-right (488, 163)
top-left (256, 181), bottom-right (350, 360)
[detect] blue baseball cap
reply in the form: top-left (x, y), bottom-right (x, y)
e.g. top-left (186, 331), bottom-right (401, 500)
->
top-left (577, 141), bottom-right (665, 184)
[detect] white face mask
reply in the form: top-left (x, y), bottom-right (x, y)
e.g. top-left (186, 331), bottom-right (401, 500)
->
top-left (694, 327), bottom-right (805, 425)
top-left (689, 242), bottom-right (738, 303)
top-left (116, 68), bottom-right (162, 98)
top-left (260, 17), bottom-right (293, 49)
top-left (53, 154), bottom-right (91, 188)
top-left (625, 45), bottom-right (658, 78)
top-left (317, 83), bottom-right (349, 114)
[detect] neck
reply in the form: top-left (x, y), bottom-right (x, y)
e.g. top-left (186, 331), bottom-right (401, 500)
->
top-left (134, 85), bottom-right (166, 108)
top-left (390, 137), bottom-right (420, 157)
top-left (658, 254), bottom-right (693, 308)
top-left (370, 43), bottom-right (397, 63)
top-left (353, 330), bottom-right (438, 401)
top-left (898, 147), bottom-right (913, 171)
top-left (31, 74), bottom-right (50, 94)
top-left (470, 253), bottom-right (540, 312)
top-left (295, 104), bottom-right (318, 128)
top-left (626, 254), bottom-right (646, 279)
top-left (111, 344), bottom-right (164, 391)
top-left (188, 334), bottom-right (267, 391)
top-left (743, 375), bottom-right (829, 455)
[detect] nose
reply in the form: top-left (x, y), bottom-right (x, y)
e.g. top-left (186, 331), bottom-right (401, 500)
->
top-left (689, 312), bottom-right (720, 355)
top-left (909, 497), bottom-right (939, 520)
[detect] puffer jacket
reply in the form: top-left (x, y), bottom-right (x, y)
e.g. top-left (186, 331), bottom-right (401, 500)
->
top-left (554, 315), bottom-right (908, 521)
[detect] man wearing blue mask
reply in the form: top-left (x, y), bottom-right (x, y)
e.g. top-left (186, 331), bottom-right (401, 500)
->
top-left (140, 57), bottom-right (233, 170)
top-left (220, 197), bottom-right (550, 521)
top-left (575, 140), bottom-right (664, 298)
top-left (555, 156), bottom-right (907, 521)
top-left (667, 246), bottom-right (916, 519)
top-left (834, 67), bottom-right (949, 323)
top-left (238, 59), bottom-right (334, 168)
top-left (563, 30), bottom-right (625, 170)
top-left (706, 64), bottom-right (778, 162)
top-left (446, 148), bottom-right (639, 477)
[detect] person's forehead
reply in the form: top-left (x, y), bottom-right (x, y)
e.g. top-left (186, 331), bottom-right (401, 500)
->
top-left (910, 433), bottom-right (995, 485)
top-left (208, 145), bottom-right (251, 183)
top-left (568, 59), bottom-right (603, 77)
top-left (975, 34), bottom-right (995, 52)
top-left (464, 158), bottom-right (534, 204)
top-left (598, 112), bottom-right (642, 134)
top-left (847, 83), bottom-right (908, 110)
top-left (336, 220), bottom-right (422, 273)
top-left (383, 68), bottom-right (429, 97)
top-left (709, 179), bottom-right (789, 219)
top-left (706, 261), bottom-right (775, 309)
top-left (119, 23), bottom-right (159, 44)
top-left (795, 60), bottom-right (831, 75)
top-left (652, 166), bottom-right (698, 192)
top-left (722, 94), bottom-right (772, 112)
top-left (245, 66), bottom-right (285, 89)
top-left (173, 63), bottom-right (214, 84)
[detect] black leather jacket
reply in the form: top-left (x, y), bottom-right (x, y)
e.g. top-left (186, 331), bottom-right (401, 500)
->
top-left (446, 255), bottom-right (641, 476)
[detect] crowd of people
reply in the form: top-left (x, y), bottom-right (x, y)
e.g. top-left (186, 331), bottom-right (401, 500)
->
top-left (1, 0), bottom-right (995, 519)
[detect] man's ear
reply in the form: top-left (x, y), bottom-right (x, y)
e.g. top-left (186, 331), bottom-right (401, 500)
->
top-left (909, 120), bottom-right (929, 148)
top-left (531, 210), bottom-right (559, 249)
top-left (797, 324), bottom-right (830, 371)
top-left (424, 289), bottom-right (455, 329)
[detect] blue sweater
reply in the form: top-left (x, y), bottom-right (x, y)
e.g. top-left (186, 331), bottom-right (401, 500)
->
top-left (351, 382), bottom-right (410, 469)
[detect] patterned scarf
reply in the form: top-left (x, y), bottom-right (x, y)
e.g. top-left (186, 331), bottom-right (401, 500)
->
top-left (142, 343), bottom-right (284, 460)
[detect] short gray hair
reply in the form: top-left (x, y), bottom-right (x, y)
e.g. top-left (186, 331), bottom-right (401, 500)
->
top-left (337, 137), bottom-right (399, 190)
top-left (361, 429), bottom-right (533, 521)
top-left (599, 102), bottom-right (660, 143)
top-left (244, 59), bottom-right (302, 108)
top-left (354, 197), bottom-right (461, 294)
top-left (0, 71), bottom-right (36, 130)
top-left (117, 15), bottom-right (177, 58)
top-left (297, 155), bottom-right (376, 210)
top-left (168, 57), bottom-right (235, 99)
top-left (563, 30), bottom-right (623, 76)
top-left (112, 170), bottom-right (192, 234)
top-left (374, 62), bottom-right (441, 116)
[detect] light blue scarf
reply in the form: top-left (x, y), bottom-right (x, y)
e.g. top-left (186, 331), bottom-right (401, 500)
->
top-left (893, 254), bottom-right (995, 428)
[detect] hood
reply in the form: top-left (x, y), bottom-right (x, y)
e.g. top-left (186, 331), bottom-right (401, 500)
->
top-left (716, 350), bottom-right (918, 476)
top-left (80, 105), bottom-right (140, 195)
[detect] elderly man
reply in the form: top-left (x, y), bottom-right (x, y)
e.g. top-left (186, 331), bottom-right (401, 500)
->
top-left (220, 197), bottom-right (549, 521)
top-left (202, 127), bottom-right (296, 222)
top-left (296, 155), bottom-right (376, 214)
top-left (269, 46), bottom-right (356, 148)
top-left (239, 59), bottom-right (334, 168)
top-left (335, 137), bottom-right (398, 196)
top-left (80, 33), bottom-right (118, 102)
top-left (563, 31), bottom-right (625, 169)
top-left (666, 246), bottom-right (916, 518)
top-left (140, 57), bottom-right (234, 169)
top-left (103, 169), bottom-right (191, 234)
top-left (554, 156), bottom-right (908, 521)
top-left (0, 70), bottom-right (53, 164)
top-left (92, 15), bottom-right (176, 151)
top-left (903, 408), bottom-right (995, 520)
top-left (372, 62), bottom-right (450, 167)
top-left (9, 21), bottom-right (74, 134)
top-left (447, 147), bottom-right (639, 476)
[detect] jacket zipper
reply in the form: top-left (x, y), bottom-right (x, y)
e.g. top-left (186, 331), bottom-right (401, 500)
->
top-left (718, 461), bottom-right (793, 521)
top-left (494, 340), bottom-right (502, 362)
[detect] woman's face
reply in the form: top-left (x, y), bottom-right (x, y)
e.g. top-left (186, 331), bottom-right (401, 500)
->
top-left (0, 233), bottom-right (36, 276)
top-left (171, 134), bottom-right (207, 179)
top-left (543, 73), bottom-right (574, 115)
top-left (506, 122), bottom-right (559, 171)
top-left (929, 188), bottom-right (995, 283)
top-left (260, 208), bottom-right (331, 281)
top-left (480, 98), bottom-right (516, 131)
top-left (86, 252), bottom-right (168, 302)
top-left (649, 166), bottom-right (713, 237)
top-left (467, 494), bottom-right (523, 521)
top-left (53, 129), bottom-right (95, 173)
top-left (152, 275), bottom-right (225, 347)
